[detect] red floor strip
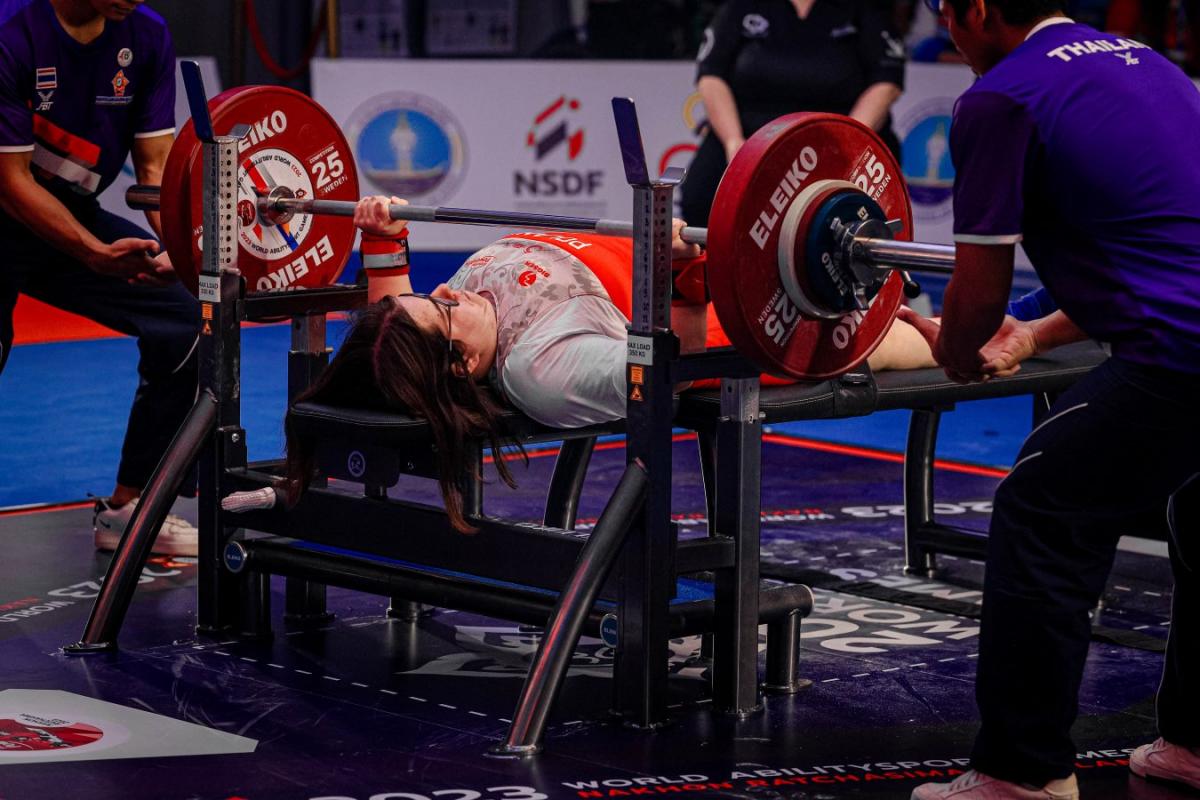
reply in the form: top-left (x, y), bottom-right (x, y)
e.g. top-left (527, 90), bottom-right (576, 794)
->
top-left (495, 432), bottom-right (1009, 479)
top-left (761, 432), bottom-right (1009, 478)
top-left (1, 435), bottom-right (1005, 515)
top-left (0, 499), bottom-right (94, 517)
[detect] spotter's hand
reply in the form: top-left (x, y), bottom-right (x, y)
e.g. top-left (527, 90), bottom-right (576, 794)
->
top-left (128, 250), bottom-right (178, 287)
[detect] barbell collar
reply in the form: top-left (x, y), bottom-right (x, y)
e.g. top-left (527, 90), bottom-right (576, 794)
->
top-left (853, 237), bottom-right (957, 275)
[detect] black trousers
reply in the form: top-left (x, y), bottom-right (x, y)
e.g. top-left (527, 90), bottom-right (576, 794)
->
top-left (0, 207), bottom-right (201, 490)
top-left (970, 357), bottom-right (1200, 785)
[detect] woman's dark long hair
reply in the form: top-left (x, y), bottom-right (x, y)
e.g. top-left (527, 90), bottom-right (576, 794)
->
top-left (283, 295), bottom-right (524, 532)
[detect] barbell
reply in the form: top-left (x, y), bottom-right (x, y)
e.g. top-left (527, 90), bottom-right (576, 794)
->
top-left (130, 86), bottom-right (957, 379)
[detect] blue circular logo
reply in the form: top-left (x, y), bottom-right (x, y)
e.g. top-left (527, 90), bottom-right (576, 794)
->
top-left (897, 100), bottom-right (957, 222)
top-left (223, 541), bottom-right (247, 573)
top-left (348, 93), bottom-right (467, 203)
top-left (599, 614), bottom-right (619, 648)
top-left (347, 450), bottom-right (366, 479)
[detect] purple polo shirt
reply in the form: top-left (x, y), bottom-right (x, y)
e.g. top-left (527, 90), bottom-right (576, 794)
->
top-left (951, 19), bottom-right (1200, 373)
top-left (0, 0), bottom-right (174, 206)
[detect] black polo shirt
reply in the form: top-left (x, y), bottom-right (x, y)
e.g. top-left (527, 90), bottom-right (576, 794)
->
top-left (697, 0), bottom-right (906, 130)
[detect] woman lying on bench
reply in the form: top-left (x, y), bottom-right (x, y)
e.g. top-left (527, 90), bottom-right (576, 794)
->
top-left (279, 196), bottom-right (1042, 530)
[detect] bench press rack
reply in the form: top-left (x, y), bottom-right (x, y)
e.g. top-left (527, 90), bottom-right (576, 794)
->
top-left (66, 66), bottom-right (817, 756)
top-left (66, 64), bottom-right (1114, 756)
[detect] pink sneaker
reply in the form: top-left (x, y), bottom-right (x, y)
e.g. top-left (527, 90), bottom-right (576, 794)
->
top-left (911, 770), bottom-right (1078, 800)
top-left (1130, 738), bottom-right (1200, 790)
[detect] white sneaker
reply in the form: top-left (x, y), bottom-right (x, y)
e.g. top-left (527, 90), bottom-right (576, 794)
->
top-left (93, 497), bottom-right (198, 557)
top-left (1130, 738), bottom-right (1200, 790)
top-left (911, 770), bottom-right (1079, 800)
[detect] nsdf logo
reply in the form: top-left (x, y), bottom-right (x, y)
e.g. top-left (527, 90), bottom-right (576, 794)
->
top-left (347, 92), bottom-right (468, 205)
top-left (896, 98), bottom-right (956, 223)
top-left (514, 95), bottom-right (603, 199)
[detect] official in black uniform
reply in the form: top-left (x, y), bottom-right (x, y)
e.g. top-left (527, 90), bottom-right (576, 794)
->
top-left (681, 0), bottom-right (906, 227)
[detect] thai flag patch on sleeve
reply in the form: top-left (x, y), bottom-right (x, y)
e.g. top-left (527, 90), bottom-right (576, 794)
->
top-left (35, 68), bottom-right (57, 90)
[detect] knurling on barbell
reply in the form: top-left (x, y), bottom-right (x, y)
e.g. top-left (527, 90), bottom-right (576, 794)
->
top-left (149, 89), bottom-right (916, 379)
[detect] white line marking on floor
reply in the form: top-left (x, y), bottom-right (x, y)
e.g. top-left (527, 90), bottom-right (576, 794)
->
top-left (294, 669), bottom-right (312, 675)
top-left (852, 673), bottom-right (870, 678)
top-left (938, 657), bottom-right (957, 662)
top-left (1134, 625), bottom-right (1150, 630)
top-left (883, 667), bottom-right (901, 672)
top-left (910, 663), bottom-right (927, 668)
top-left (499, 718), bottom-right (512, 723)
top-left (1118, 537), bottom-right (1170, 558)
top-left (380, 689), bottom-right (397, 696)
top-left (822, 678), bottom-right (840, 683)
top-left (240, 657), bottom-right (257, 663)
top-left (438, 704), bottom-right (457, 710)
top-left (782, 559), bottom-right (800, 565)
top-left (409, 696), bottom-right (427, 702)
top-left (1114, 586), bottom-right (1132, 592)
top-left (966, 654), bottom-right (979, 659)
top-left (861, 549), bottom-right (878, 554)
top-left (214, 651), bottom-right (231, 656)
top-left (267, 663), bottom-right (284, 669)
top-left (323, 676), bottom-right (341, 682)
top-left (351, 682), bottom-right (368, 688)
top-left (810, 556), bottom-right (827, 562)
top-left (1144, 591), bottom-right (1163, 597)
top-left (836, 552), bottom-right (853, 558)
top-left (468, 711), bottom-right (487, 717)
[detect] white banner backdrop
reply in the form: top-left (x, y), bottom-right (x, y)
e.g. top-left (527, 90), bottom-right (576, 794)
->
top-left (313, 58), bottom-right (702, 251)
top-left (311, 58), bottom-right (1199, 262)
top-left (312, 58), bottom-right (987, 255)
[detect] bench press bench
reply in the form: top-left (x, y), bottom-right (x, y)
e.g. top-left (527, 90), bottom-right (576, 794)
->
top-left (678, 339), bottom-right (1108, 575)
top-left (236, 337), bottom-right (1105, 749)
top-left (69, 272), bottom-right (1108, 756)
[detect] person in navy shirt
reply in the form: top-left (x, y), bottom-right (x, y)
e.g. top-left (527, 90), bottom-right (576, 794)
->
top-left (902, 1), bottom-right (1200, 798)
top-left (0, 0), bottom-right (199, 556)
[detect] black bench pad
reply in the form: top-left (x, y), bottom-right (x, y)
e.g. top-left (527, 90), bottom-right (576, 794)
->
top-left (676, 341), bottom-right (1107, 424)
top-left (290, 342), bottom-right (1108, 444)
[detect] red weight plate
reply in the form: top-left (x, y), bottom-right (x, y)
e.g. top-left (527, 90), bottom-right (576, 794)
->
top-left (707, 113), bottom-right (913, 379)
top-left (160, 85), bottom-right (360, 296)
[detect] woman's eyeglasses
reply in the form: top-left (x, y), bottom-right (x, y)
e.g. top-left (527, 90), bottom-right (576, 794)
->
top-left (397, 293), bottom-right (459, 357)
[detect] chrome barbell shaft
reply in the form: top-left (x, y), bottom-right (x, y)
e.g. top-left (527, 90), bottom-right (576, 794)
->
top-left (853, 237), bottom-right (957, 275)
top-left (266, 196), bottom-right (711, 247)
top-left (126, 184), bottom-right (962, 274)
